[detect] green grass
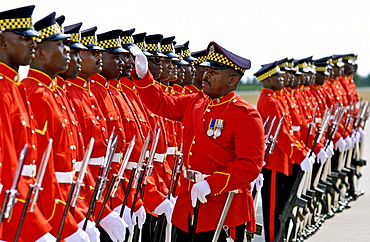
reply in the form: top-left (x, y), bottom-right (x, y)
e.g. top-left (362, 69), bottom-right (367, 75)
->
top-left (236, 87), bottom-right (370, 105)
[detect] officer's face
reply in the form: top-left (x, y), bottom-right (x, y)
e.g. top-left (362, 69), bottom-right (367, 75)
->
top-left (183, 64), bottom-right (196, 86)
top-left (270, 74), bottom-right (284, 91)
top-left (37, 39), bottom-right (70, 75)
top-left (62, 48), bottom-right (82, 80)
top-left (315, 72), bottom-right (327, 85)
top-left (283, 72), bottom-right (291, 87)
top-left (193, 65), bottom-right (205, 89)
top-left (0, 32), bottom-right (36, 68)
top-left (101, 52), bottom-right (123, 80)
top-left (79, 49), bottom-right (103, 79)
top-left (175, 65), bottom-right (185, 84)
top-left (147, 56), bottom-right (163, 80)
top-left (202, 67), bottom-right (239, 99)
top-left (168, 61), bottom-right (178, 82)
top-left (160, 57), bottom-right (174, 81)
top-left (119, 52), bottom-right (134, 78)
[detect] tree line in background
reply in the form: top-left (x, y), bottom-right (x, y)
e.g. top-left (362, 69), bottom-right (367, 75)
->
top-left (238, 73), bottom-right (370, 91)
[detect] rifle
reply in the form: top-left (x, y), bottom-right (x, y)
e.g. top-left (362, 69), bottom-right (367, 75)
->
top-left (56, 138), bottom-right (95, 241)
top-left (168, 140), bottom-right (183, 198)
top-left (15, 139), bottom-right (53, 241)
top-left (119, 132), bottom-right (151, 218)
top-left (139, 126), bottom-right (161, 200)
top-left (306, 103), bottom-right (318, 145)
top-left (267, 116), bottom-right (284, 158)
top-left (93, 134), bottom-right (118, 226)
top-left (111, 136), bottom-right (136, 198)
top-left (264, 116), bottom-right (276, 157)
top-left (275, 111), bottom-right (328, 242)
top-left (95, 135), bottom-right (135, 225)
top-left (0, 144), bottom-right (28, 224)
top-left (83, 128), bottom-right (117, 230)
top-left (212, 190), bottom-right (237, 242)
top-left (127, 131), bottom-right (153, 242)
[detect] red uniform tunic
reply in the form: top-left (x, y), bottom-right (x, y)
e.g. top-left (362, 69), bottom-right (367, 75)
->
top-left (22, 68), bottom-right (79, 238)
top-left (184, 84), bottom-right (200, 95)
top-left (134, 71), bottom-right (264, 233)
top-left (65, 76), bottom-right (123, 212)
top-left (0, 63), bottom-right (52, 241)
top-left (119, 78), bottom-right (168, 211)
top-left (257, 88), bottom-right (308, 175)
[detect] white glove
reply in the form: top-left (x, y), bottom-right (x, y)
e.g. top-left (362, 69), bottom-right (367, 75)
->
top-left (300, 155), bottom-right (313, 172)
top-left (335, 137), bottom-right (346, 152)
top-left (191, 180), bottom-right (211, 207)
top-left (251, 173), bottom-right (264, 191)
top-left (359, 128), bottom-right (366, 142)
top-left (317, 148), bottom-right (328, 164)
top-left (130, 45), bottom-right (148, 79)
top-left (169, 194), bottom-right (177, 207)
top-left (77, 219), bottom-right (100, 242)
top-left (153, 198), bottom-right (174, 223)
top-left (35, 233), bottom-right (56, 242)
top-left (344, 136), bottom-right (353, 150)
top-left (113, 205), bottom-right (135, 235)
top-left (353, 132), bottom-right (360, 144)
top-left (134, 205), bottom-right (147, 230)
top-left (64, 228), bottom-right (90, 242)
top-left (100, 211), bottom-right (127, 242)
top-left (326, 141), bottom-right (335, 158)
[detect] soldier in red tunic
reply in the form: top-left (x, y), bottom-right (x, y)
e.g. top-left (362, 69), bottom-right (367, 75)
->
top-left (21, 12), bottom-right (90, 241)
top-left (131, 41), bottom-right (264, 242)
top-left (0, 5), bottom-right (55, 242)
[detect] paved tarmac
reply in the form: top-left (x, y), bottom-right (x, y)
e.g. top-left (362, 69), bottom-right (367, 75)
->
top-left (252, 121), bottom-right (370, 242)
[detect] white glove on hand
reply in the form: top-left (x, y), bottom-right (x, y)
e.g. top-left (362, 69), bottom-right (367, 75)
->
top-left (153, 198), bottom-right (174, 223)
top-left (113, 205), bottom-right (135, 235)
top-left (359, 128), bottom-right (366, 142)
top-left (344, 136), bottom-right (353, 150)
top-left (251, 173), bottom-right (264, 192)
top-left (35, 233), bottom-right (56, 242)
top-left (64, 228), bottom-right (90, 242)
top-left (100, 211), bottom-right (127, 242)
top-left (78, 219), bottom-right (100, 242)
top-left (335, 137), bottom-right (346, 152)
top-left (326, 141), bottom-right (335, 158)
top-left (353, 132), bottom-right (360, 144)
top-left (134, 205), bottom-right (147, 230)
top-left (130, 45), bottom-right (148, 79)
top-left (169, 194), bottom-right (177, 207)
top-left (191, 180), bottom-right (211, 207)
top-left (300, 155), bottom-right (313, 172)
top-left (317, 148), bottom-right (328, 164)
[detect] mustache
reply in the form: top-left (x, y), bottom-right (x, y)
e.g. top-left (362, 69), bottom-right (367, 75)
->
top-left (96, 58), bottom-right (102, 65)
top-left (202, 78), bottom-right (209, 84)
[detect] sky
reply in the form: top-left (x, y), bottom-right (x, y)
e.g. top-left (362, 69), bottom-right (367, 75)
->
top-left (3, 0), bottom-right (370, 80)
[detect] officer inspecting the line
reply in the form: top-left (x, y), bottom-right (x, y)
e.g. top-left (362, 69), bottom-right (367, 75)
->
top-left (130, 41), bottom-right (264, 241)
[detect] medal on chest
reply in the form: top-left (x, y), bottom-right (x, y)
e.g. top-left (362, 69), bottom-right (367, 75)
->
top-left (207, 118), bottom-right (224, 139)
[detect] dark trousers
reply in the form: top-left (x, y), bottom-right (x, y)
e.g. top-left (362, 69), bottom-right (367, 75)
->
top-left (261, 165), bottom-right (299, 242)
top-left (174, 224), bottom-right (245, 242)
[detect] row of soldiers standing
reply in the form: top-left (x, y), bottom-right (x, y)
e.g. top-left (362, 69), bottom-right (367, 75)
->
top-left (0, 5), bottom-right (217, 242)
top-left (254, 54), bottom-right (367, 241)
